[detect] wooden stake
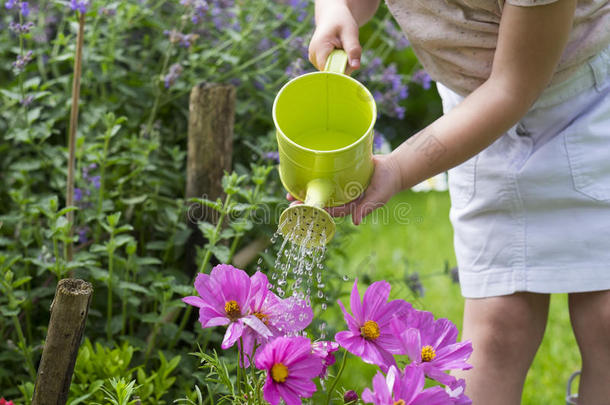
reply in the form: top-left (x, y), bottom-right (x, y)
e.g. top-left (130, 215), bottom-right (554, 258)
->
top-left (32, 279), bottom-right (93, 405)
top-left (65, 12), bottom-right (86, 266)
top-left (185, 83), bottom-right (235, 275)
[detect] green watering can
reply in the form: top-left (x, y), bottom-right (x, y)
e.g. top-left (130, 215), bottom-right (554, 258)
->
top-left (272, 50), bottom-right (377, 248)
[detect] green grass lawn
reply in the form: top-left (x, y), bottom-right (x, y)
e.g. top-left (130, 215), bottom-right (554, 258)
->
top-left (323, 190), bottom-right (581, 404)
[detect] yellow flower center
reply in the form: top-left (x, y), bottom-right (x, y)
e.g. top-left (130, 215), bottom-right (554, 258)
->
top-left (360, 320), bottom-right (380, 340)
top-left (421, 345), bottom-right (436, 362)
top-left (394, 401), bottom-right (406, 405)
top-left (254, 311), bottom-right (269, 325)
top-left (224, 300), bottom-right (241, 321)
top-left (271, 363), bottom-right (289, 383)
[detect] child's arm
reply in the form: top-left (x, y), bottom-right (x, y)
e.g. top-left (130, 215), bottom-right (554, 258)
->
top-left (329, 0), bottom-right (577, 224)
top-left (309, 0), bottom-right (381, 72)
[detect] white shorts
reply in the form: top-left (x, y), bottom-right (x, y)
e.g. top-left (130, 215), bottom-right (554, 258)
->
top-left (438, 44), bottom-right (610, 298)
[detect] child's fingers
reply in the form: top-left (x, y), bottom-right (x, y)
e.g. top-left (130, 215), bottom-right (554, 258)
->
top-left (286, 193), bottom-right (296, 201)
top-left (313, 43), bottom-right (335, 72)
top-left (325, 198), bottom-right (360, 218)
top-left (352, 192), bottom-right (385, 226)
top-left (340, 25), bottom-right (361, 73)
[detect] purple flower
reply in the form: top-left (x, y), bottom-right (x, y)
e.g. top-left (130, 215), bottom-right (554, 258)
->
top-left (164, 29), bottom-right (199, 48)
top-left (190, 2), bottom-right (209, 24)
top-left (20, 94), bottom-right (33, 106)
top-left (311, 340), bottom-right (339, 378)
top-left (445, 379), bottom-right (472, 405)
top-left (391, 311), bottom-right (473, 385)
top-left (77, 226), bottom-right (90, 244)
top-left (343, 390), bottom-right (359, 404)
top-left (257, 37), bottom-right (272, 53)
top-left (239, 272), bottom-right (313, 366)
top-left (74, 187), bottom-right (83, 202)
top-left (90, 175), bottom-right (101, 189)
top-left (279, 27), bottom-right (291, 39)
top-left (288, 0), bottom-right (309, 22)
top-left (450, 266), bottom-right (459, 284)
top-left (285, 59), bottom-right (307, 79)
top-left (384, 20), bottom-right (410, 50)
top-left (12, 50), bottom-right (33, 72)
top-left (264, 151), bottom-right (280, 163)
top-left (357, 53), bottom-right (409, 119)
top-left (99, 6), bottom-right (116, 16)
top-left (405, 272), bottom-right (425, 297)
top-left (412, 69), bottom-right (432, 90)
top-left (335, 279), bottom-right (413, 371)
top-left (19, 1), bottom-right (28, 16)
top-left (5, 0), bottom-right (16, 9)
top-left (9, 22), bottom-right (34, 34)
top-left (362, 365), bottom-right (454, 405)
top-left (182, 264), bottom-right (272, 349)
top-left (373, 131), bottom-right (390, 154)
top-left (69, 0), bottom-right (89, 13)
top-left (164, 63), bottom-right (183, 89)
top-left (255, 336), bottom-right (322, 405)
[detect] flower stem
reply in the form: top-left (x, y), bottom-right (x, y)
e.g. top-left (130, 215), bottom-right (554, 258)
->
top-left (66, 11), bottom-right (86, 266)
top-left (17, 12), bottom-right (29, 131)
top-left (143, 20), bottom-right (184, 136)
top-left (250, 343), bottom-right (262, 405)
top-left (326, 350), bottom-right (348, 405)
top-left (12, 314), bottom-right (36, 381)
top-left (95, 128), bottom-right (111, 241)
top-left (236, 340), bottom-right (243, 401)
top-left (106, 245), bottom-right (114, 342)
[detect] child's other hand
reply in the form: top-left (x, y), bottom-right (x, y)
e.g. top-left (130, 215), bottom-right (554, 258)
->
top-left (285, 154), bottom-right (403, 226)
top-left (309, 1), bottom-right (361, 73)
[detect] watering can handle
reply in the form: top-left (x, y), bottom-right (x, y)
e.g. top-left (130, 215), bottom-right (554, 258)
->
top-left (324, 49), bottom-right (348, 74)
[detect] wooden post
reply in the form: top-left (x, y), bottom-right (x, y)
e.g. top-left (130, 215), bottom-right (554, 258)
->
top-left (185, 83), bottom-right (235, 275)
top-left (32, 279), bottom-right (93, 405)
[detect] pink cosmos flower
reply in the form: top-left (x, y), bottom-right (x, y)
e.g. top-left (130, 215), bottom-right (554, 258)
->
top-left (239, 271), bottom-right (313, 366)
top-left (391, 311), bottom-right (473, 385)
top-left (362, 364), bottom-right (454, 405)
top-left (255, 336), bottom-right (322, 405)
top-left (445, 378), bottom-right (472, 405)
top-left (182, 264), bottom-right (271, 349)
top-left (335, 279), bottom-right (413, 370)
top-left (311, 340), bottom-right (340, 378)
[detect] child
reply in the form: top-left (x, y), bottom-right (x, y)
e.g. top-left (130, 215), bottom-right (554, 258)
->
top-left (307, 0), bottom-right (610, 403)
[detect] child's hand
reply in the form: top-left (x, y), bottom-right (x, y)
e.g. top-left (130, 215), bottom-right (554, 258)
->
top-left (309, 1), bottom-right (361, 73)
top-left (286, 154), bottom-right (403, 226)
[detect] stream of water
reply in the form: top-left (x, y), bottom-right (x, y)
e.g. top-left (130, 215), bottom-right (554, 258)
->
top-left (257, 216), bottom-right (331, 338)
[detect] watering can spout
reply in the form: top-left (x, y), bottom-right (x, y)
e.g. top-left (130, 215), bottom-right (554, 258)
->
top-left (278, 178), bottom-right (336, 248)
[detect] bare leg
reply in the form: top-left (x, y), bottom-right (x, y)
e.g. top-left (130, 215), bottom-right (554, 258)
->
top-left (568, 290), bottom-right (610, 405)
top-left (452, 292), bottom-right (550, 405)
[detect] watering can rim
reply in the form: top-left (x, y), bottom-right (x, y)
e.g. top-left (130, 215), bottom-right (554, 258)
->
top-left (272, 70), bottom-right (377, 155)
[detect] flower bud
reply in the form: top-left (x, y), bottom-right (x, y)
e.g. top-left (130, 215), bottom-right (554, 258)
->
top-left (343, 390), bottom-right (358, 404)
